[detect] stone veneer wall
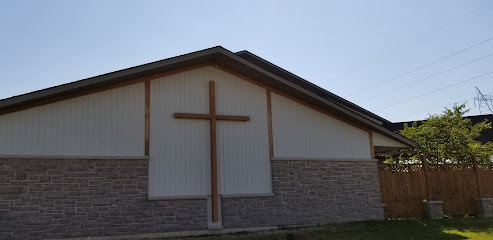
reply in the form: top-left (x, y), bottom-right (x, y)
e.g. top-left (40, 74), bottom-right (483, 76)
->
top-left (222, 160), bottom-right (384, 228)
top-left (0, 159), bottom-right (207, 240)
top-left (0, 159), bottom-right (383, 239)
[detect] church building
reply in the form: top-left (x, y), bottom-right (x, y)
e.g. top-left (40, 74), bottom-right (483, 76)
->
top-left (0, 47), bottom-right (416, 239)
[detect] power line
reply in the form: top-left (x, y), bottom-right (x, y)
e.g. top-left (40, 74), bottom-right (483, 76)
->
top-left (390, 91), bottom-right (493, 121)
top-left (371, 71), bottom-right (493, 112)
top-left (355, 53), bottom-right (493, 103)
top-left (345, 36), bottom-right (493, 97)
top-left (420, 2), bottom-right (493, 37)
top-left (390, 100), bottom-right (469, 121)
top-left (339, 1), bottom-right (493, 79)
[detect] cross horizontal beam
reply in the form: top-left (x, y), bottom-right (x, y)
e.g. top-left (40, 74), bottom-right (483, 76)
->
top-left (174, 113), bottom-right (250, 121)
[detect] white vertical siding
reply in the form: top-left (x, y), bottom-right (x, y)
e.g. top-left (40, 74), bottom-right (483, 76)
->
top-left (271, 93), bottom-right (371, 159)
top-left (149, 70), bottom-right (211, 197)
top-left (373, 131), bottom-right (408, 147)
top-left (214, 69), bottom-right (271, 195)
top-left (0, 83), bottom-right (145, 156)
top-left (149, 66), bottom-right (271, 197)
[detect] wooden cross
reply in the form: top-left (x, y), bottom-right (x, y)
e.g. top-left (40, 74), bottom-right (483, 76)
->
top-left (174, 81), bottom-right (250, 222)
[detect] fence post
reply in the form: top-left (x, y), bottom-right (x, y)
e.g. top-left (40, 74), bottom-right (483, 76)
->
top-left (473, 154), bottom-right (493, 217)
top-left (422, 154), bottom-right (444, 219)
top-left (421, 154), bottom-right (431, 201)
top-left (473, 154), bottom-right (482, 197)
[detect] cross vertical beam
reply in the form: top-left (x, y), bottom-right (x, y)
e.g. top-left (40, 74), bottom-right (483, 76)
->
top-left (174, 81), bottom-right (250, 222)
top-left (209, 81), bottom-right (219, 222)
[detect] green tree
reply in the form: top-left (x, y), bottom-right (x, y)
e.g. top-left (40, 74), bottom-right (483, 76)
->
top-left (392, 104), bottom-right (493, 164)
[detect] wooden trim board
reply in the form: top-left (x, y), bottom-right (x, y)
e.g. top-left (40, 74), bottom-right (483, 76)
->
top-left (271, 157), bottom-right (378, 162)
top-left (222, 193), bottom-right (275, 198)
top-left (147, 195), bottom-right (209, 200)
top-left (369, 131), bottom-right (375, 159)
top-left (0, 63), bottom-right (212, 116)
top-left (213, 65), bottom-right (370, 133)
top-left (267, 90), bottom-right (274, 157)
top-left (0, 155), bottom-right (149, 160)
top-left (145, 80), bottom-right (150, 156)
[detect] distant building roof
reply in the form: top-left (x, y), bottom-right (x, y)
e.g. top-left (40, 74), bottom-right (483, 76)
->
top-left (384, 114), bottom-right (493, 144)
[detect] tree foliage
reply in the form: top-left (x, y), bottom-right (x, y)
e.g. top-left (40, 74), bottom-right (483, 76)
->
top-left (392, 104), bottom-right (493, 164)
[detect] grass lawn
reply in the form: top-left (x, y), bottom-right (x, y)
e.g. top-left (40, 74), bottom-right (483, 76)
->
top-left (174, 217), bottom-right (493, 240)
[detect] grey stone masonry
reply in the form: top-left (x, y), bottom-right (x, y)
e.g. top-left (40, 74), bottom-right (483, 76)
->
top-left (221, 160), bottom-right (384, 228)
top-left (476, 198), bottom-right (493, 218)
top-left (1, 158), bottom-right (384, 239)
top-left (0, 159), bottom-right (207, 240)
top-left (424, 201), bottom-right (444, 219)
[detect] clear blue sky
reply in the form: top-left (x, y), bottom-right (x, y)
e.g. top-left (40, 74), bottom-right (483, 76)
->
top-left (1, 0), bottom-right (492, 122)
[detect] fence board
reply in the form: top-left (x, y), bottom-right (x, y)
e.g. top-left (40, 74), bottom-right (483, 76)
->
top-left (479, 165), bottom-right (493, 198)
top-left (379, 163), bottom-right (493, 218)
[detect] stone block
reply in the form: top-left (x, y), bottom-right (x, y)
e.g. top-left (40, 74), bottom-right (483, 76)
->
top-left (11, 205), bottom-right (39, 212)
top-left (28, 217), bottom-right (51, 225)
top-left (92, 199), bottom-right (114, 206)
top-left (0, 186), bottom-right (24, 194)
top-left (38, 175), bottom-right (51, 183)
top-left (67, 164), bottom-right (88, 172)
top-left (23, 165), bottom-right (47, 172)
top-left (476, 198), bottom-right (493, 218)
top-left (424, 201), bottom-right (443, 219)
top-left (15, 172), bottom-right (27, 180)
top-left (44, 191), bottom-right (68, 199)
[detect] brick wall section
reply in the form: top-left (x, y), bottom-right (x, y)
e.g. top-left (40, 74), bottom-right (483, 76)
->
top-left (0, 159), bottom-right (207, 240)
top-left (222, 160), bottom-right (384, 228)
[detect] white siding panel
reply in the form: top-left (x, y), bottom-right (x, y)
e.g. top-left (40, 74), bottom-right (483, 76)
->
top-left (0, 83), bottom-right (145, 156)
top-left (373, 131), bottom-right (408, 148)
top-left (271, 93), bottom-right (371, 159)
top-left (149, 66), bottom-right (271, 197)
top-left (149, 70), bottom-right (211, 197)
top-left (214, 69), bottom-right (271, 195)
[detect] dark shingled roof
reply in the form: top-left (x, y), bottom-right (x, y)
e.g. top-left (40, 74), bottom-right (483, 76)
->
top-left (235, 50), bottom-right (390, 125)
top-left (384, 114), bottom-right (493, 144)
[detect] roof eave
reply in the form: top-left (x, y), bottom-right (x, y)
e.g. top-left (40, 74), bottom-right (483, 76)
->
top-left (0, 46), bottom-right (225, 112)
top-left (0, 46), bottom-right (417, 148)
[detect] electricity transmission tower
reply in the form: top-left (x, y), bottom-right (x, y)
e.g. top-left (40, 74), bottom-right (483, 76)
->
top-left (474, 87), bottom-right (493, 115)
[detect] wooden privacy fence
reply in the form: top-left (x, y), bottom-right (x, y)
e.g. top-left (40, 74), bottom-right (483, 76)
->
top-left (378, 156), bottom-right (493, 218)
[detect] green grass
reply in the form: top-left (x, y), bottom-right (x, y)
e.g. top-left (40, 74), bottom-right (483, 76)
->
top-left (175, 217), bottom-right (493, 240)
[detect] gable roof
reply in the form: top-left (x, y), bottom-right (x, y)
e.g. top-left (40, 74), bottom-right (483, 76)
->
top-left (0, 46), bottom-right (417, 148)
